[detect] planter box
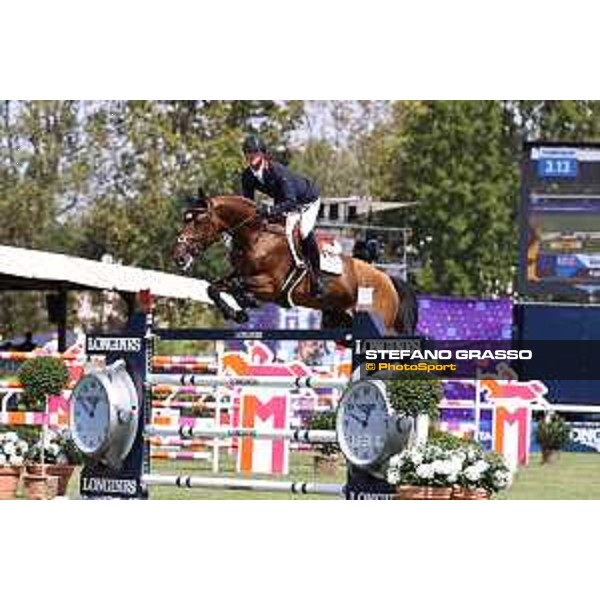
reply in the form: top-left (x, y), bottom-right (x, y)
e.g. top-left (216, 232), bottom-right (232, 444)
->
top-left (46, 464), bottom-right (75, 496)
top-left (23, 474), bottom-right (59, 500)
top-left (395, 485), bottom-right (453, 500)
top-left (452, 487), bottom-right (490, 500)
top-left (0, 466), bottom-right (22, 500)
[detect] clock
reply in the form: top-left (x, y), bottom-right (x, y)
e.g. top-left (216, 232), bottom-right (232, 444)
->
top-left (336, 378), bottom-right (413, 470)
top-left (70, 360), bottom-right (139, 469)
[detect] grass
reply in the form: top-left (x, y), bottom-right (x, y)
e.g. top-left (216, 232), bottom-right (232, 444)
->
top-left (497, 452), bottom-right (600, 500)
top-left (54, 451), bottom-right (600, 500)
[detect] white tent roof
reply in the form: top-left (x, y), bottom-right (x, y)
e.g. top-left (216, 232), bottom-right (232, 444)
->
top-left (0, 244), bottom-right (212, 304)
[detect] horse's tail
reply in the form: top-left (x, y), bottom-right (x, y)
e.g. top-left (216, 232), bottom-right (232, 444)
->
top-left (390, 276), bottom-right (419, 335)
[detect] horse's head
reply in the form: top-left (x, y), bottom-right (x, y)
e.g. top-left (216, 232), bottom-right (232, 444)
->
top-left (172, 199), bottom-right (222, 272)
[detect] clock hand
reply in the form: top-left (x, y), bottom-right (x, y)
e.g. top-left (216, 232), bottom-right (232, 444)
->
top-left (348, 412), bottom-right (368, 428)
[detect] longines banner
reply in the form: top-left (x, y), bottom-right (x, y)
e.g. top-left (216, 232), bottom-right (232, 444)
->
top-left (355, 338), bottom-right (600, 380)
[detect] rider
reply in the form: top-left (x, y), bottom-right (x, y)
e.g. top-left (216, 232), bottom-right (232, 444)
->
top-left (240, 134), bottom-right (324, 297)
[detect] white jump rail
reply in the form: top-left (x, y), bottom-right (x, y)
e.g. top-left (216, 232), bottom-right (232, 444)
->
top-left (148, 374), bottom-right (348, 390)
top-left (145, 425), bottom-right (338, 443)
top-left (142, 474), bottom-right (345, 496)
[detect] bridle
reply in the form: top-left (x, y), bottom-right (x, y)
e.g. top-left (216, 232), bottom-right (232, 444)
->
top-left (177, 201), bottom-right (262, 256)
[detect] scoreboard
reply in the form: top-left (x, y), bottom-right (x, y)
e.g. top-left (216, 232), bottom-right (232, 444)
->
top-left (520, 141), bottom-right (600, 297)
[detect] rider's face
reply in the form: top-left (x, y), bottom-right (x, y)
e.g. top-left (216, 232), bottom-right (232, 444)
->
top-left (245, 152), bottom-right (264, 169)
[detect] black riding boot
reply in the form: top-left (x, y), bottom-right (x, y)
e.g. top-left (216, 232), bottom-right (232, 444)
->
top-left (302, 231), bottom-right (325, 298)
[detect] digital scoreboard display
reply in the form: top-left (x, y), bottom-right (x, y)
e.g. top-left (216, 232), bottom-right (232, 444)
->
top-left (520, 142), bottom-right (600, 297)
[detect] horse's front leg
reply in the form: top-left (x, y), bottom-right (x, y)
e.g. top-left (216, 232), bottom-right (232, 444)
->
top-left (229, 275), bottom-right (259, 309)
top-left (207, 278), bottom-right (249, 324)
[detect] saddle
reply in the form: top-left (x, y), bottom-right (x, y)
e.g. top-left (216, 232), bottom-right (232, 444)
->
top-left (264, 219), bottom-right (343, 276)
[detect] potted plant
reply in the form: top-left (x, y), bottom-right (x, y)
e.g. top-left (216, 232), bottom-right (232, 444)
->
top-left (307, 411), bottom-right (339, 475)
top-left (18, 357), bottom-right (69, 499)
top-left (387, 442), bottom-right (461, 499)
top-left (536, 414), bottom-right (571, 464)
top-left (386, 378), bottom-right (442, 445)
top-left (29, 429), bottom-right (82, 496)
top-left (0, 431), bottom-right (28, 499)
top-left (451, 447), bottom-right (512, 499)
top-left (18, 356), bottom-right (69, 413)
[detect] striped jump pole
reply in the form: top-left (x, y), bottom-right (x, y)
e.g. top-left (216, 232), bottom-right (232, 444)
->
top-left (151, 364), bottom-right (218, 374)
top-left (150, 450), bottom-right (212, 461)
top-left (151, 384), bottom-right (219, 395)
top-left (148, 437), bottom-right (212, 448)
top-left (142, 474), bottom-right (345, 496)
top-left (152, 355), bottom-right (217, 366)
top-left (0, 351), bottom-right (82, 362)
top-left (151, 400), bottom-right (218, 410)
top-left (145, 425), bottom-right (337, 444)
top-left (148, 373), bottom-right (348, 390)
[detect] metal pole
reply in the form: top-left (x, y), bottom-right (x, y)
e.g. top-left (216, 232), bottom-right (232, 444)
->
top-left (145, 425), bottom-right (338, 444)
top-left (142, 474), bottom-right (345, 496)
top-left (148, 373), bottom-right (348, 390)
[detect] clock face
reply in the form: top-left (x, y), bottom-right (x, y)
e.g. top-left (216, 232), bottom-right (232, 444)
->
top-left (72, 375), bottom-right (111, 455)
top-left (337, 381), bottom-right (389, 466)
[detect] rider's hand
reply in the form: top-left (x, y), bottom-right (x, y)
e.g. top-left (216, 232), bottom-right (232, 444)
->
top-left (257, 204), bottom-right (272, 219)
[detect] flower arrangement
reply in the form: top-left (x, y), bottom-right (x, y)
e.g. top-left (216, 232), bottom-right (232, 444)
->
top-left (0, 431), bottom-right (29, 468)
top-left (27, 429), bottom-right (82, 466)
top-left (387, 444), bottom-right (462, 488)
top-left (387, 442), bottom-right (513, 497)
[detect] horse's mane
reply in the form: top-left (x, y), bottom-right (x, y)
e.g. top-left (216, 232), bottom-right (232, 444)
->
top-left (210, 195), bottom-right (256, 209)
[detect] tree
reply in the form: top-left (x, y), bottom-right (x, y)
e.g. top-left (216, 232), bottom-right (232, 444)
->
top-left (399, 101), bottom-right (518, 296)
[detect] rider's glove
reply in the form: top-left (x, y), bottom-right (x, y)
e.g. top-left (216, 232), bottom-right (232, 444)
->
top-left (257, 204), bottom-right (272, 219)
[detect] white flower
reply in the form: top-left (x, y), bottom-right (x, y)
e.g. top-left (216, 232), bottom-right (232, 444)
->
top-left (493, 470), bottom-right (512, 489)
top-left (11, 455), bottom-right (24, 467)
top-left (416, 464), bottom-right (435, 480)
top-left (474, 460), bottom-right (489, 474)
top-left (48, 443), bottom-right (60, 456)
top-left (389, 454), bottom-right (403, 468)
top-left (387, 468), bottom-right (400, 485)
top-left (410, 450), bottom-right (423, 465)
top-left (464, 466), bottom-right (482, 482)
top-left (0, 454), bottom-right (6, 466)
top-left (5, 432), bottom-right (18, 443)
top-left (3, 442), bottom-right (16, 456)
top-left (17, 441), bottom-right (28, 453)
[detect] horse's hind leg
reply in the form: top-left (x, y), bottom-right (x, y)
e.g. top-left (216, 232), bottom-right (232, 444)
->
top-left (322, 309), bottom-right (353, 330)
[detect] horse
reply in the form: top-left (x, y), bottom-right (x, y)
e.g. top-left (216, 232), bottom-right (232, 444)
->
top-left (172, 194), bottom-right (418, 335)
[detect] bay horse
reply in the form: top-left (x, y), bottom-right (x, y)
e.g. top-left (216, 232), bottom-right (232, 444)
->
top-left (172, 195), bottom-right (418, 334)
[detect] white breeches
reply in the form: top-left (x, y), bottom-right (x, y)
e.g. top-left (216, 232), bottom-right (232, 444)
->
top-left (285, 198), bottom-right (320, 241)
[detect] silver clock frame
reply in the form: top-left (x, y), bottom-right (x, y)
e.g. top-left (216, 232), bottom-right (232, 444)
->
top-left (70, 360), bottom-right (139, 470)
top-left (336, 378), bottom-right (414, 471)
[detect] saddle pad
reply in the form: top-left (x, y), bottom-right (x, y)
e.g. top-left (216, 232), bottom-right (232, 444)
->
top-left (318, 238), bottom-right (343, 275)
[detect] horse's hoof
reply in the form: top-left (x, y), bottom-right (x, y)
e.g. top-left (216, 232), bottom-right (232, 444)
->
top-left (233, 311), bottom-right (249, 324)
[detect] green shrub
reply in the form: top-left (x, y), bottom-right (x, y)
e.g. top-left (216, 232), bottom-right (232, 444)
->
top-left (385, 379), bottom-right (442, 419)
top-left (18, 357), bottom-right (69, 411)
top-left (536, 414), bottom-right (571, 452)
top-left (307, 411), bottom-right (338, 457)
top-left (428, 428), bottom-right (481, 451)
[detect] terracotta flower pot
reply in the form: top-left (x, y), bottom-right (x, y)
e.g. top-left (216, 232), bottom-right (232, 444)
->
top-left (452, 487), bottom-right (490, 500)
top-left (26, 464), bottom-right (47, 476)
top-left (395, 485), bottom-right (453, 500)
top-left (23, 474), bottom-right (59, 500)
top-left (45, 464), bottom-right (75, 496)
top-left (0, 466), bottom-right (22, 500)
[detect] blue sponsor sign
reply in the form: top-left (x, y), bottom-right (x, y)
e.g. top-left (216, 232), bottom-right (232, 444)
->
top-left (537, 156), bottom-right (578, 178)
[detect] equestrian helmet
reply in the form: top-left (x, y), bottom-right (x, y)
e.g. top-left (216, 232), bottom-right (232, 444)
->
top-left (242, 134), bottom-right (267, 155)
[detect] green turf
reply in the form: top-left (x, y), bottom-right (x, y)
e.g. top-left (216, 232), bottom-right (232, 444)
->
top-left (56, 451), bottom-right (600, 500)
top-left (496, 452), bottom-right (600, 500)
